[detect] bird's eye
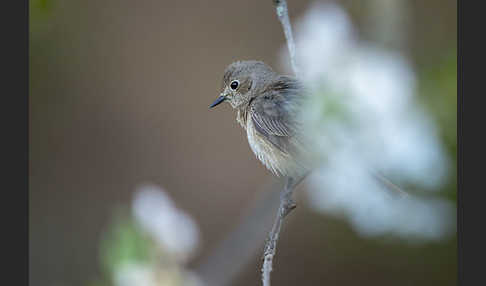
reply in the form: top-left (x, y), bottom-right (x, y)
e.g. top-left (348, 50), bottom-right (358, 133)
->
top-left (230, 80), bottom-right (239, 90)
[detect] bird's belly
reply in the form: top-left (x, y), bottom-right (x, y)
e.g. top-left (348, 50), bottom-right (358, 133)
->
top-left (246, 119), bottom-right (297, 177)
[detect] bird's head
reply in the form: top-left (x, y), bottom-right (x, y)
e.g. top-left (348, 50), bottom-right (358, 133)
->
top-left (210, 60), bottom-right (276, 109)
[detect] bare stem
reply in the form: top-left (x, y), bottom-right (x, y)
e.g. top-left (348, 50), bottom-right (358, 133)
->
top-left (273, 0), bottom-right (300, 77)
top-left (261, 175), bottom-right (306, 286)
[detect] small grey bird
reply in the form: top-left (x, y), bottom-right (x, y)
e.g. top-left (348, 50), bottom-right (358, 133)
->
top-left (209, 60), bottom-right (407, 199)
top-left (210, 60), bottom-right (310, 186)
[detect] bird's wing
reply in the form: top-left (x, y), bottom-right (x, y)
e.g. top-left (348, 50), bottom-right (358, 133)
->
top-left (249, 76), bottom-right (303, 154)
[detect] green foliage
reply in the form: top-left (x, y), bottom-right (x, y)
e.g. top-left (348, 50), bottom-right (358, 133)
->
top-left (31, 0), bottom-right (53, 12)
top-left (418, 51), bottom-right (456, 147)
top-left (98, 207), bottom-right (155, 281)
top-left (417, 50), bottom-right (457, 200)
top-left (30, 0), bottom-right (54, 22)
top-left (306, 81), bottom-right (358, 132)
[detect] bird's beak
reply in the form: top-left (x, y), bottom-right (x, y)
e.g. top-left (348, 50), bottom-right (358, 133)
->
top-left (209, 95), bottom-right (226, 108)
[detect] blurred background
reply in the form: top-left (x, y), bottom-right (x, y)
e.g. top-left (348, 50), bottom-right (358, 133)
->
top-left (30, 0), bottom-right (457, 285)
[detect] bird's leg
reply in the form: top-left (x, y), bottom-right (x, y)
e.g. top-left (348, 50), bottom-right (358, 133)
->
top-left (280, 177), bottom-right (297, 217)
top-left (282, 172), bottom-right (308, 212)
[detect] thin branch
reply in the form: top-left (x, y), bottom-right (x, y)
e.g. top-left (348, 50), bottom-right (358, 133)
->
top-left (273, 0), bottom-right (300, 77)
top-left (370, 170), bottom-right (410, 199)
top-left (261, 177), bottom-right (297, 286)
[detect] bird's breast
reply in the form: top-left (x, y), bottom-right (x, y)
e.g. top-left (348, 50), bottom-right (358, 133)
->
top-left (245, 117), bottom-right (297, 177)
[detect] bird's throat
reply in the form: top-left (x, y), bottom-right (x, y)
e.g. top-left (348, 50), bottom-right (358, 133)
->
top-left (236, 107), bottom-right (249, 130)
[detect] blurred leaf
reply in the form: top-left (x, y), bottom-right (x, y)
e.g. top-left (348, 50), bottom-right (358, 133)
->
top-left (99, 207), bottom-right (155, 280)
top-left (30, 0), bottom-right (55, 27)
top-left (417, 50), bottom-right (457, 200)
top-left (32, 0), bottom-right (53, 12)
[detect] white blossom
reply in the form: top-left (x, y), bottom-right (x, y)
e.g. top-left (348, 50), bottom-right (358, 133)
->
top-left (281, 2), bottom-right (455, 240)
top-left (132, 184), bottom-right (200, 261)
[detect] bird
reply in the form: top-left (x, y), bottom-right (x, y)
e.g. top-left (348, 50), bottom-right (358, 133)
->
top-left (209, 60), bottom-right (409, 202)
top-left (209, 60), bottom-right (311, 196)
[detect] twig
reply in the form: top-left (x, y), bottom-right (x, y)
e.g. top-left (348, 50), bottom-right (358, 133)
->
top-left (261, 177), bottom-right (298, 286)
top-left (273, 0), bottom-right (300, 77)
top-left (371, 171), bottom-right (410, 199)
